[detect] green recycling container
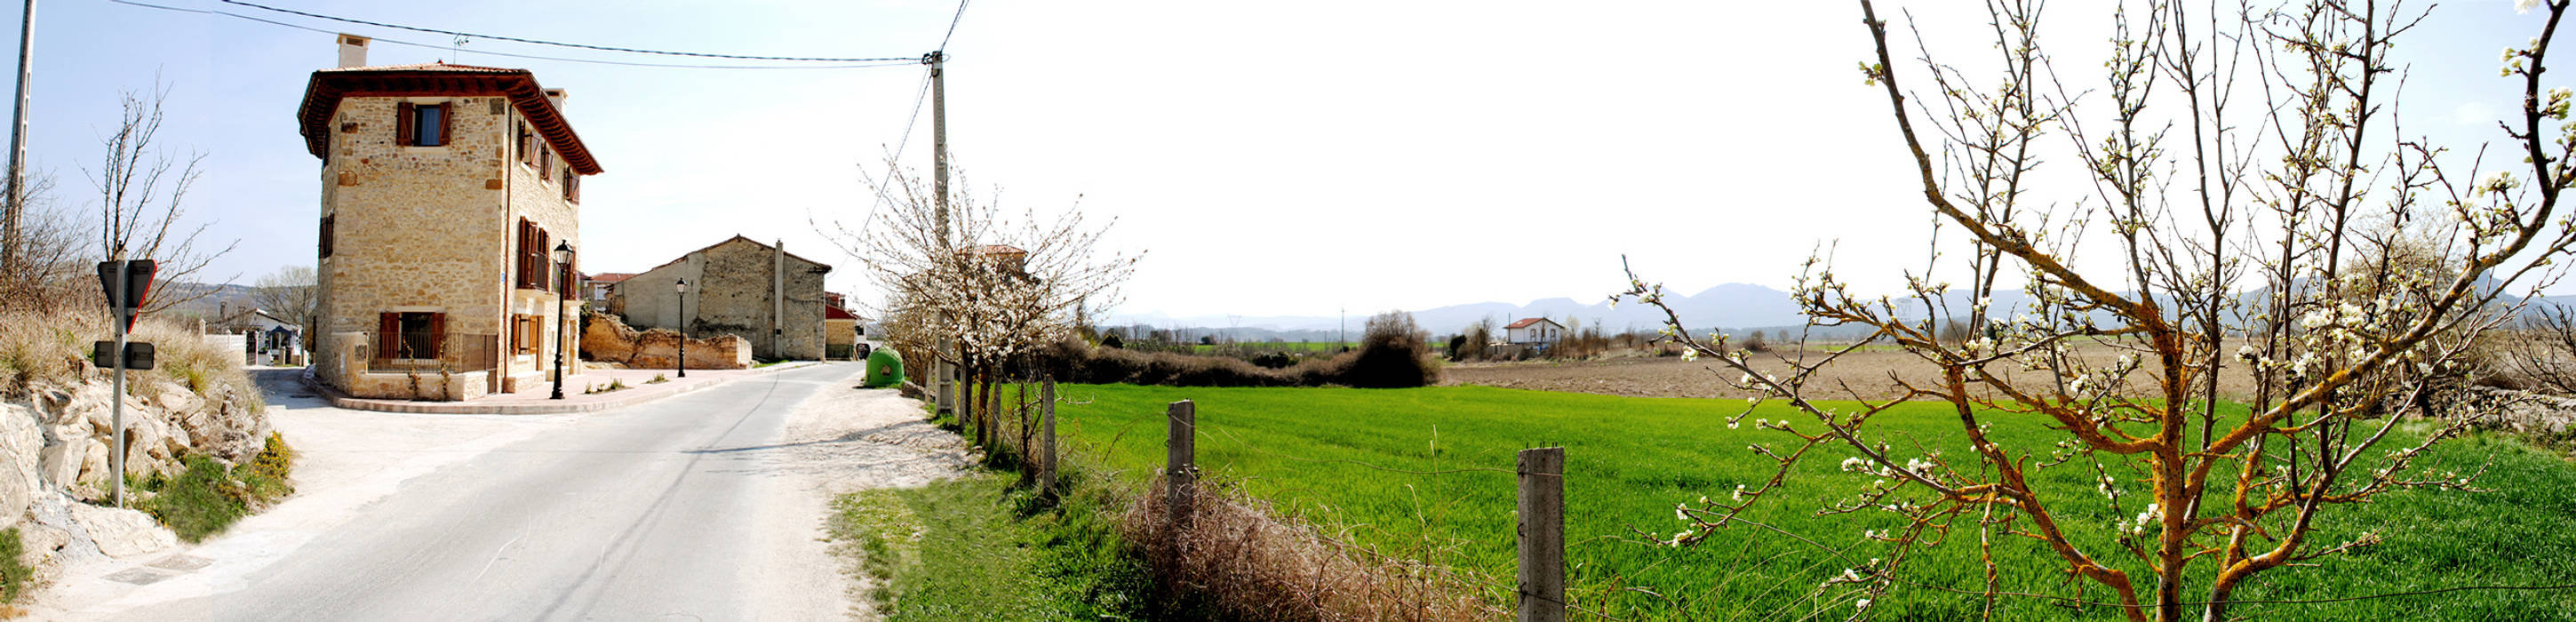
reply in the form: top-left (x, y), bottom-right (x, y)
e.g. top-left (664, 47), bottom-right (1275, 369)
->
top-left (864, 347), bottom-right (905, 388)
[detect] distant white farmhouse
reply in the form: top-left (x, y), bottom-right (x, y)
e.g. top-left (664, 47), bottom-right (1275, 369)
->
top-left (1503, 317), bottom-right (1566, 347)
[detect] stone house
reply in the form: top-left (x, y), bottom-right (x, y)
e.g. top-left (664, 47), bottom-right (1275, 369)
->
top-left (299, 36), bottom-right (602, 400)
top-left (619, 236), bottom-right (831, 361)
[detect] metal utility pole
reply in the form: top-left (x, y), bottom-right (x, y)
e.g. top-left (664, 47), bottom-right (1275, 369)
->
top-left (1, 0), bottom-right (35, 277)
top-left (108, 259), bottom-right (125, 506)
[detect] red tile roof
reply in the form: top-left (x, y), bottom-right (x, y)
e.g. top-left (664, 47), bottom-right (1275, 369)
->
top-left (1505, 317), bottom-right (1562, 330)
top-left (588, 272), bottom-right (636, 284)
top-left (298, 61), bottom-right (602, 174)
top-left (825, 305), bottom-right (858, 321)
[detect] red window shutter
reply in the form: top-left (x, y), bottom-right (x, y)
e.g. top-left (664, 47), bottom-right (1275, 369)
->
top-left (378, 312), bottom-right (397, 356)
top-left (395, 102), bottom-right (416, 146)
top-left (438, 103), bottom-right (454, 148)
top-left (428, 313), bottom-right (447, 358)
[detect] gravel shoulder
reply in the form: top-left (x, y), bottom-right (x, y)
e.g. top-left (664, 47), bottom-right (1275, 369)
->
top-left (765, 370), bottom-right (973, 620)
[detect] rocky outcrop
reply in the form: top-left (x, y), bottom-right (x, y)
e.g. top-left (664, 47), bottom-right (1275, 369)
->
top-left (581, 312), bottom-right (752, 370)
top-left (2, 369), bottom-right (271, 589)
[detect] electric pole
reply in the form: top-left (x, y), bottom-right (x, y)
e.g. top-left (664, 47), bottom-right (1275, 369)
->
top-left (924, 50), bottom-right (948, 246)
top-left (1, 0), bottom-right (35, 279)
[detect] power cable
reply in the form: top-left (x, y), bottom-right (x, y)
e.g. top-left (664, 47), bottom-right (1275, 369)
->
top-left (107, 0), bottom-right (919, 70)
top-left (215, 0), bottom-right (911, 63)
top-left (937, 0), bottom-right (970, 52)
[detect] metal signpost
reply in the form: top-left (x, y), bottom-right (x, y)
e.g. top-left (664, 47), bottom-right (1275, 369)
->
top-left (94, 259), bottom-right (155, 507)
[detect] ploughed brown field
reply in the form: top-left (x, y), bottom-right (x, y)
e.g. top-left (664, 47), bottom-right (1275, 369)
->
top-left (1443, 341), bottom-right (2270, 402)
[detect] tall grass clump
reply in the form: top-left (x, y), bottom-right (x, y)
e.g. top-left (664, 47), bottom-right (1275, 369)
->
top-left (0, 309), bottom-right (259, 409)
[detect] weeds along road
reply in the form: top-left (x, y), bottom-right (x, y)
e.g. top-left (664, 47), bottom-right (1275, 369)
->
top-left (102, 363), bottom-right (861, 621)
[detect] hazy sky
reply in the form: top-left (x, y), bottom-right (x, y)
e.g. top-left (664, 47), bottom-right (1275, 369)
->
top-left (3, 0), bottom-right (2559, 322)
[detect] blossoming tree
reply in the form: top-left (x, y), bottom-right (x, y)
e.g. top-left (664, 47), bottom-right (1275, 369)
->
top-left (1623, 1), bottom-right (2576, 620)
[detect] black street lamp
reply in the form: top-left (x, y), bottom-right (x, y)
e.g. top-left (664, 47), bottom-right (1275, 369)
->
top-left (550, 241), bottom-right (575, 400)
top-left (675, 277), bottom-right (689, 379)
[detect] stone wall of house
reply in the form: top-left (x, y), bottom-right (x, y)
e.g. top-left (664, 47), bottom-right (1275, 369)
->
top-left (315, 93), bottom-right (588, 400)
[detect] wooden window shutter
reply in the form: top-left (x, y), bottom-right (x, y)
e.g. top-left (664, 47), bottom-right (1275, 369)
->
top-left (437, 103), bottom-right (454, 147)
top-left (395, 102), bottom-right (416, 146)
top-left (378, 312), bottom-right (397, 356)
top-left (428, 313), bottom-right (447, 358)
top-left (319, 214), bottom-right (334, 258)
top-left (537, 229), bottom-right (552, 291)
top-left (569, 174), bottom-right (580, 203)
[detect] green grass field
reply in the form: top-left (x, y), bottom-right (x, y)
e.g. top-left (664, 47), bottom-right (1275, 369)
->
top-left (1046, 384), bottom-right (2576, 620)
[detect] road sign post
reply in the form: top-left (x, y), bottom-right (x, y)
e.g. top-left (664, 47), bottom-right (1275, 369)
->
top-left (95, 259), bottom-right (153, 507)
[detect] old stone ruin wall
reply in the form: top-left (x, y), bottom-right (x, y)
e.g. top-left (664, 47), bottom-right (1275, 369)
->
top-left (580, 311), bottom-right (752, 370)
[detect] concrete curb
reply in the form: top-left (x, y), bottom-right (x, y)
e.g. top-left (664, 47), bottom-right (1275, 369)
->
top-left (302, 361), bottom-right (833, 415)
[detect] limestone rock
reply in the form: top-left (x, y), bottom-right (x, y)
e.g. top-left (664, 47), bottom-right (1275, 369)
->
top-left (67, 502), bottom-right (175, 559)
top-left (0, 403), bottom-right (39, 530)
top-left (581, 312), bottom-right (752, 370)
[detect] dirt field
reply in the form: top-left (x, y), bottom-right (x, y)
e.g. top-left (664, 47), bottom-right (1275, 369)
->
top-left (1444, 344), bottom-right (2268, 402)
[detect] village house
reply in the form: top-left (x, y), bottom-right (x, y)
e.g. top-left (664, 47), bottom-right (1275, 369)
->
top-left (619, 235), bottom-right (831, 361)
top-left (300, 35), bottom-right (602, 400)
top-left (583, 272), bottom-right (634, 315)
top-left (1504, 317), bottom-right (1566, 347)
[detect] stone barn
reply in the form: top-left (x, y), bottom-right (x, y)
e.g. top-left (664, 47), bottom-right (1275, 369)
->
top-left (619, 236), bottom-right (830, 361)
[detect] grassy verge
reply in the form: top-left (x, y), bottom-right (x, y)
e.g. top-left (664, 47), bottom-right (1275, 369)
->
top-left (1049, 383), bottom-right (2576, 621)
top-left (128, 432), bottom-right (296, 543)
top-left (828, 471), bottom-right (1155, 620)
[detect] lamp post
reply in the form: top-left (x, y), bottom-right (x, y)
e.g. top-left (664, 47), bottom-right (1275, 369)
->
top-left (549, 241), bottom-right (574, 400)
top-left (675, 277), bottom-right (689, 378)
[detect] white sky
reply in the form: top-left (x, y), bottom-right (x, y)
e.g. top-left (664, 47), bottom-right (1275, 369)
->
top-left (4, 0), bottom-right (2560, 321)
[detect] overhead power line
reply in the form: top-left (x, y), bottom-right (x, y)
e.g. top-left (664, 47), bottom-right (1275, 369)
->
top-left (215, 0), bottom-right (913, 63)
top-left (937, 0), bottom-right (970, 52)
top-left (106, 0), bottom-right (919, 70)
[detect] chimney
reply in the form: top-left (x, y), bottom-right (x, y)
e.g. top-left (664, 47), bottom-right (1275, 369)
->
top-left (543, 88), bottom-right (569, 114)
top-left (336, 33), bottom-right (370, 68)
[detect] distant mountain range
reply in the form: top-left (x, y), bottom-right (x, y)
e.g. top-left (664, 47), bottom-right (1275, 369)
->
top-left (1107, 283), bottom-right (1822, 340)
top-left (1109, 280), bottom-right (2576, 341)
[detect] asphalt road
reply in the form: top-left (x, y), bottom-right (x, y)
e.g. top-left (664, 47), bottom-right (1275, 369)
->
top-left (105, 363), bottom-right (860, 622)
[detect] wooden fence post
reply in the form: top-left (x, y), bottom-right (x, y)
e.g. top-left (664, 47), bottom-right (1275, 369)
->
top-left (1041, 376), bottom-right (1058, 498)
top-left (1167, 399), bottom-right (1196, 530)
top-left (1519, 447), bottom-right (1565, 622)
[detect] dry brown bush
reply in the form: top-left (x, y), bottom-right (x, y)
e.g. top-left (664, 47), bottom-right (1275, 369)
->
top-left (1125, 477), bottom-right (1502, 622)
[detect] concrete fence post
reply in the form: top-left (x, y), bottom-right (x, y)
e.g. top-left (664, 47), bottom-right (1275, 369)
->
top-left (1041, 376), bottom-right (1058, 498)
top-left (1519, 447), bottom-right (1565, 622)
top-left (1166, 399), bottom-right (1196, 530)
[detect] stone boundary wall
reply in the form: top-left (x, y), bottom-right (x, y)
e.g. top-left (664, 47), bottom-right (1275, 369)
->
top-left (2454, 386), bottom-right (2576, 437)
